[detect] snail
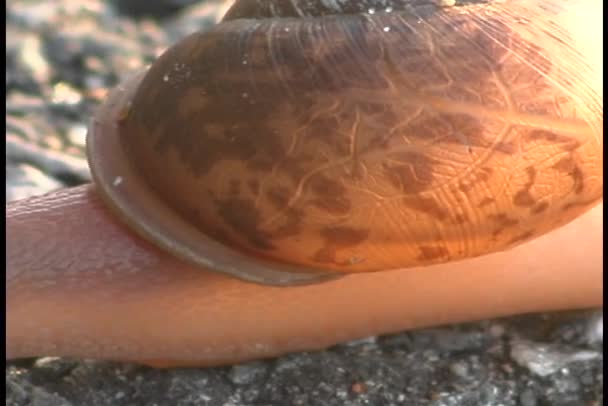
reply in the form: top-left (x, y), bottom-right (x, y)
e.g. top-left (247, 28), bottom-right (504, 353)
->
top-left (6, 0), bottom-right (603, 367)
top-left (88, 0), bottom-right (602, 285)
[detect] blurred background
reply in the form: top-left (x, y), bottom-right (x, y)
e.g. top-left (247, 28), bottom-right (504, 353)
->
top-left (6, 1), bottom-right (603, 405)
top-left (6, 0), bottom-right (232, 202)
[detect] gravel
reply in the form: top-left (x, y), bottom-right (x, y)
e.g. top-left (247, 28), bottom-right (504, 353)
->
top-left (6, 1), bottom-right (603, 405)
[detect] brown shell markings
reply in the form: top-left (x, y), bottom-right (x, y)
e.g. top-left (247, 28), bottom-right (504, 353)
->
top-left (87, 0), bottom-right (603, 285)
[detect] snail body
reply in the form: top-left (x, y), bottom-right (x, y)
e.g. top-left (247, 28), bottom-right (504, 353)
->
top-left (87, 0), bottom-right (603, 285)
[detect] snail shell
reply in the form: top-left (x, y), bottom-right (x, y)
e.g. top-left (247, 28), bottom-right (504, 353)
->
top-left (87, 0), bottom-right (603, 285)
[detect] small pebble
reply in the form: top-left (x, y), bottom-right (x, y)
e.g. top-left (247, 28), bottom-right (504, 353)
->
top-left (510, 339), bottom-right (601, 377)
top-left (585, 312), bottom-right (603, 346)
top-left (228, 362), bottom-right (267, 385)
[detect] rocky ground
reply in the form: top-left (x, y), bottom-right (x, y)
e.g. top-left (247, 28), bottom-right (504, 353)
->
top-left (6, 1), bottom-right (603, 405)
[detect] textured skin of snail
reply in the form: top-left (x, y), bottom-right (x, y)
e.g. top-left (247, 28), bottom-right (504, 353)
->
top-left (87, 0), bottom-right (603, 285)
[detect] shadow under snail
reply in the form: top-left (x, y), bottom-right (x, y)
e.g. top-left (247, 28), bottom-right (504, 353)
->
top-left (6, 0), bottom-right (602, 367)
top-left (88, 0), bottom-right (602, 285)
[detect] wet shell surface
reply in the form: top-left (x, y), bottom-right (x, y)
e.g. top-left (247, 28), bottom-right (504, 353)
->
top-left (87, 0), bottom-right (603, 285)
